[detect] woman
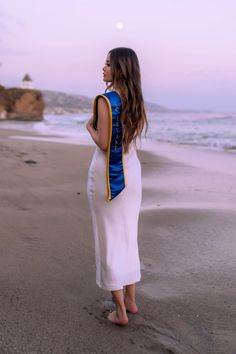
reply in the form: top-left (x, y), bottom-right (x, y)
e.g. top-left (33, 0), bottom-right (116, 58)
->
top-left (86, 47), bottom-right (147, 326)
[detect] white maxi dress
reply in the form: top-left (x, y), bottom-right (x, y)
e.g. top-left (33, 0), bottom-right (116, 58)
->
top-left (87, 143), bottom-right (142, 291)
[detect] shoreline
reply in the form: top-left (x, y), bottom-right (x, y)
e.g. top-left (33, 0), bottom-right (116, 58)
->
top-left (1, 126), bottom-right (236, 177)
top-left (1, 114), bottom-right (236, 154)
top-left (1, 127), bottom-right (236, 353)
top-left (1, 107), bottom-right (236, 154)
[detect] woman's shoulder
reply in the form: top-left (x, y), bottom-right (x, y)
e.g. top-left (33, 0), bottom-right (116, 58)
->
top-left (103, 91), bottom-right (122, 107)
top-left (94, 91), bottom-right (121, 108)
top-left (95, 90), bottom-right (120, 101)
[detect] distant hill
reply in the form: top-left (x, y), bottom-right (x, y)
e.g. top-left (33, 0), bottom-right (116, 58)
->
top-left (145, 101), bottom-right (169, 112)
top-left (42, 90), bottom-right (169, 114)
top-left (42, 90), bottom-right (92, 114)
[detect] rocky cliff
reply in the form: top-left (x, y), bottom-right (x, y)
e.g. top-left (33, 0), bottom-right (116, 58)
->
top-left (0, 86), bottom-right (45, 121)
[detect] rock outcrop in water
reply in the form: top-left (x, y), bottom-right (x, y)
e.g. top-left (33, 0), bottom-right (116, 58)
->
top-left (0, 85), bottom-right (45, 121)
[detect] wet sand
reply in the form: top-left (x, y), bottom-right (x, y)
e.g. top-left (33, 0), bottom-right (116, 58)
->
top-left (0, 128), bottom-right (236, 354)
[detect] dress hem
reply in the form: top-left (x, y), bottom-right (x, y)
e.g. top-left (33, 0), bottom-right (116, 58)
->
top-left (96, 276), bottom-right (141, 291)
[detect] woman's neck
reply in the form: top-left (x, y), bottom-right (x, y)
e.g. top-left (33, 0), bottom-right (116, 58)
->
top-left (113, 85), bottom-right (122, 96)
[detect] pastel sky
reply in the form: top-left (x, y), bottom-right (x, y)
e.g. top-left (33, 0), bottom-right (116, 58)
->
top-left (0, 0), bottom-right (236, 111)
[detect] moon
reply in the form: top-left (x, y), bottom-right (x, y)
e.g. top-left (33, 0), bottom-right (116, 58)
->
top-left (116, 22), bottom-right (124, 30)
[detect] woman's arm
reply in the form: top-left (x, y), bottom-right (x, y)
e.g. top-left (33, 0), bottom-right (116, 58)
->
top-left (86, 97), bottom-right (110, 151)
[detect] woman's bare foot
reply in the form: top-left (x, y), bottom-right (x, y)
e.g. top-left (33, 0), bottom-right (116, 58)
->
top-left (124, 297), bottom-right (138, 314)
top-left (107, 310), bottom-right (128, 326)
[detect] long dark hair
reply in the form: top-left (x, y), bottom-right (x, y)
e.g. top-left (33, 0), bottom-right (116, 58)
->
top-left (106, 47), bottom-right (148, 153)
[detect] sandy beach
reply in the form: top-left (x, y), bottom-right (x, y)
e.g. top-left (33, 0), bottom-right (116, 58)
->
top-left (0, 127), bottom-right (236, 354)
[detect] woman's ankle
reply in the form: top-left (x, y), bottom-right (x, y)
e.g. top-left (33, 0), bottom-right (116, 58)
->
top-left (116, 303), bottom-right (127, 315)
top-left (124, 295), bottom-right (138, 313)
top-left (124, 293), bottom-right (135, 303)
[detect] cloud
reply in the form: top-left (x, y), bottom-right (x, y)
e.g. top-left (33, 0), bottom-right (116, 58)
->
top-left (187, 70), bottom-right (221, 78)
top-left (0, 48), bottom-right (32, 56)
top-left (0, 10), bottom-right (25, 42)
top-left (0, 12), bottom-right (30, 55)
top-left (0, 10), bottom-right (26, 57)
top-left (0, 14), bottom-right (7, 41)
top-left (0, 22), bottom-right (6, 30)
top-left (3, 13), bottom-right (25, 28)
top-left (187, 69), bottom-right (233, 88)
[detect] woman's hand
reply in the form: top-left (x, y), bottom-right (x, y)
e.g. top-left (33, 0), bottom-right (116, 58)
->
top-left (86, 115), bottom-right (94, 131)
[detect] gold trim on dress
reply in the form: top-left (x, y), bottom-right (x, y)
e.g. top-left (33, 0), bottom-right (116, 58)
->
top-left (93, 94), bottom-right (113, 201)
top-left (122, 147), bottom-right (127, 187)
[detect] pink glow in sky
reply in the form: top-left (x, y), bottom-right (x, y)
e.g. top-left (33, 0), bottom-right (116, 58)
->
top-left (0, 0), bottom-right (236, 111)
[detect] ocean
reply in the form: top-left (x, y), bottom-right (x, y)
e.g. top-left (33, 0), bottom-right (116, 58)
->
top-left (1, 111), bottom-right (236, 152)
